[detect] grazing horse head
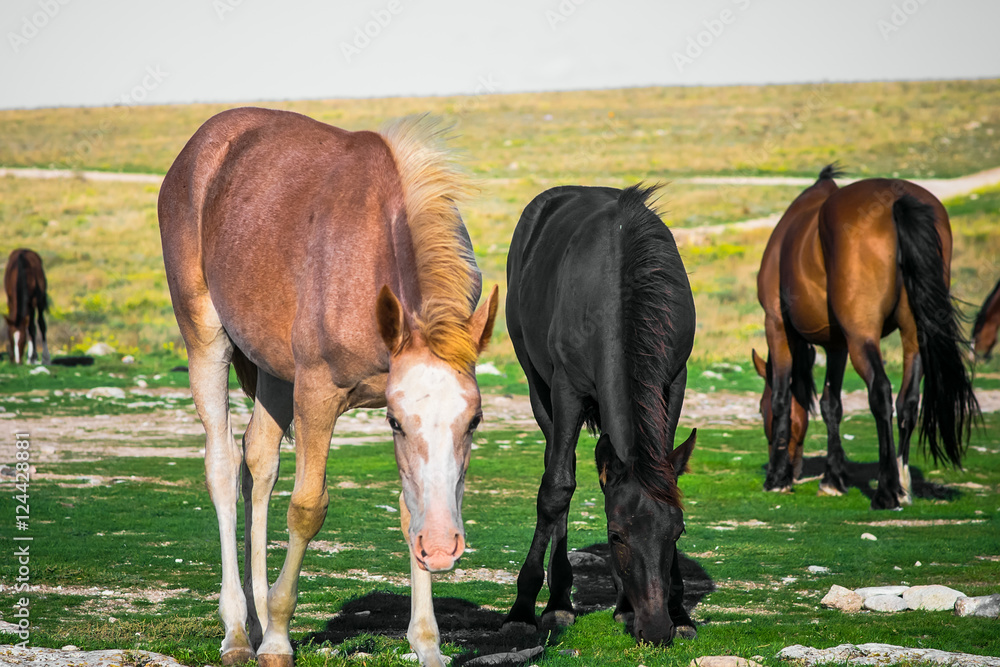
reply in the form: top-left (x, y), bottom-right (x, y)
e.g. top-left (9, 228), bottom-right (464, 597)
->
top-left (377, 284), bottom-right (498, 572)
top-left (596, 429), bottom-right (696, 645)
top-left (752, 349), bottom-right (809, 481)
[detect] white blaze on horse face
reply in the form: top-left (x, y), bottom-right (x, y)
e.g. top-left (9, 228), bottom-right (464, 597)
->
top-left (12, 331), bottom-right (20, 364)
top-left (388, 360), bottom-right (477, 569)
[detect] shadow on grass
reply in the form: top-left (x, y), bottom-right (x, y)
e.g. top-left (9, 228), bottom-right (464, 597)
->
top-left (799, 456), bottom-right (961, 501)
top-left (299, 551), bottom-right (715, 665)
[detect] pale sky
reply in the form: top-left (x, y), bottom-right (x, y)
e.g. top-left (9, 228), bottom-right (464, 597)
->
top-left (1, 0), bottom-right (998, 109)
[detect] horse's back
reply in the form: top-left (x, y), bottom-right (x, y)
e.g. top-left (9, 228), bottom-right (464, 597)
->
top-left (159, 108), bottom-right (404, 382)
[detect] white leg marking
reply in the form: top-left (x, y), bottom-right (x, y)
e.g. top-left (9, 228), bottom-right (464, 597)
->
top-left (26, 338), bottom-right (34, 363)
top-left (13, 331), bottom-right (20, 364)
top-left (897, 455), bottom-right (912, 506)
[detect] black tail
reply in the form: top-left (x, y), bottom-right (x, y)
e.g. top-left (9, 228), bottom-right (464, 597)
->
top-left (893, 195), bottom-right (979, 467)
top-left (15, 252), bottom-right (30, 324)
top-left (818, 163), bottom-right (846, 182)
top-left (231, 345), bottom-right (258, 404)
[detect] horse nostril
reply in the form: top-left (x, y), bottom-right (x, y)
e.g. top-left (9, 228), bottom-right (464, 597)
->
top-left (451, 533), bottom-right (461, 556)
top-left (418, 534), bottom-right (428, 558)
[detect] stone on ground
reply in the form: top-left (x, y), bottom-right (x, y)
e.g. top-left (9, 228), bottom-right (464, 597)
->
top-left (955, 594), bottom-right (1000, 618)
top-left (567, 550), bottom-right (607, 567)
top-left (902, 584), bottom-right (966, 611)
top-left (86, 386), bottom-right (127, 399)
top-left (854, 585), bottom-right (908, 600)
top-left (821, 585), bottom-right (863, 613)
top-left (465, 646), bottom-right (544, 666)
top-left (0, 646), bottom-right (187, 667)
top-left (86, 342), bottom-right (115, 356)
top-left (864, 594), bottom-right (908, 612)
top-left (777, 643), bottom-right (1000, 667)
top-left (691, 657), bottom-right (764, 667)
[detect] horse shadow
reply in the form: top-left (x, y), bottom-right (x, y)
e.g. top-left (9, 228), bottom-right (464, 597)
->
top-left (299, 549), bottom-right (714, 665)
top-left (797, 456), bottom-right (960, 501)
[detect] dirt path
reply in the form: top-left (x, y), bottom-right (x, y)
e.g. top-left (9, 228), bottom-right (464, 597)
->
top-left (3, 165), bottom-right (999, 246)
top-left (3, 387), bottom-right (998, 463)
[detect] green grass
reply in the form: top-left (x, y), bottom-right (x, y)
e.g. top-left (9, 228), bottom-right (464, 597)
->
top-left (2, 409), bottom-right (998, 665)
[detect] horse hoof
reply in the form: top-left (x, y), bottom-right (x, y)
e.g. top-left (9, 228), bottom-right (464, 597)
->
top-left (256, 654), bottom-right (294, 667)
top-left (675, 625), bottom-right (697, 640)
top-left (817, 484), bottom-right (845, 497)
top-left (766, 485), bottom-right (793, 494)
top-left (221, 648), bottom-right (257, 666)
top-left (898, 493), bottom-right (913, 506)
top-left (541, 610), bottom-right (575, 627)
top-left (500, 621), bottom-right (538, 635)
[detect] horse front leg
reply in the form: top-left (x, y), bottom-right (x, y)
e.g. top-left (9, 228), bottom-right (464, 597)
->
top-left (504, 374), bottom-right (581, 631)
top-left (400, 493), bottom-right (447, 667)
top-left (257, 377), bottom-right (342, 667)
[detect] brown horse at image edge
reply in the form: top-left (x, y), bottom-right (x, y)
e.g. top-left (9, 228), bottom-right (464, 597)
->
top-left (753, 165), bottom-right (979, 510)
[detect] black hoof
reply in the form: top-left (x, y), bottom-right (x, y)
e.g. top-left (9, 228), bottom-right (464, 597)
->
top-left (540, 609), bottom-right (575, 628)
top-left (675, 625), bottom-right (697, 640)
top-left (500, 620), bottom-right (538, 636)
top-left (870, 488), bottom-right (902, 511)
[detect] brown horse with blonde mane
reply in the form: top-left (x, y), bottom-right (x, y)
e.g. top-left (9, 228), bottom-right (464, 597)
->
top-left (753, 165), bottom-right (978, 510)
top-left (159, 108), bottom-right (498, 667)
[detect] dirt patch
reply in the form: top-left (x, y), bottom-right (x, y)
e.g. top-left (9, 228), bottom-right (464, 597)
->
top-left (848, 519), bottom-right (988, 527)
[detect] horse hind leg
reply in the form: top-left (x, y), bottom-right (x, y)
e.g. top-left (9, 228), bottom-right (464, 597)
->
top-left (26, 309), bottom-right (38, 364)
top-left (847, 338), bottom-right (902, 510)
top-left (895, 302), bottom-right (923, 507)
top-left (183, 304), bottom-right (254, 664)
top-left (37, 307), bottom-right (49, 364)
top-left (818, 347), bottom-right (850, 496)
top-left (241, 371), bottom-right (292, 650)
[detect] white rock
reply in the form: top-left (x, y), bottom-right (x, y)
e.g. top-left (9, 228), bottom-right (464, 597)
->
top-left (855, 585), bottom-right (908, 599)
top-left (954, 594), bottom-right (1000, 618)
top-left (777, 643), bottom-right (1000, 667)
top-left (86, 386), bottom-right (127, 400)
top-left (903, 585), bottom-right (966, 611)
top-left (568, 550), bottom-right (607, 567)
top-left (864, 595), bottom-right (908, 612)
top-left (61, 646), bottom-right (80, 651)
top-left (121, 355), bottom-right (135, 364)
top-left (821, 584), bottom-right (863, 613)
top-left (475, 362), bottom-right (505, 376)
top-left (701, 370), bottom-right (725, 380)
top-left (86, 342), bottom-right (115, 356)
top-left (860, 533), bottom-right (877, 541)
top-left (691, 658), bottom-right (763, 667)
top-left (807, 565), bottom-right (830, 574)
top-left (30, 365), bottom-right (50, 375)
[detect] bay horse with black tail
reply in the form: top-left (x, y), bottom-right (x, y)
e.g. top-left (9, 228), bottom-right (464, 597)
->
top-left (504, 184), bottom-right (697, 645)
top-left (4, 248), bottom-right (50, 365)
top-left (159, 108), bottom-right (498, 667)
top-left (972, 276), bottom-right (1000, 360)
top-left (753, 165), bottom-right (979, 510)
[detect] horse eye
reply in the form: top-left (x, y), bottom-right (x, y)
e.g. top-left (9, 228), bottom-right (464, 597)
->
top-left (468, 414), bottom-right (482, 433)
top-left (609, 532), bottom-right (626, 547)
top-left (387, 416), bottom-right (404, 434)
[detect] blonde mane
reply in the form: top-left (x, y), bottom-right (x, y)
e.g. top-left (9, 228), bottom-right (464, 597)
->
top-left (380, 116), bottom-right (480, 372)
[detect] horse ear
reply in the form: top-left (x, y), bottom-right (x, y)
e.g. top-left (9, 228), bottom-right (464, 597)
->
top-left (376, 286), bottom-right (408, 354)
top-left (595, 433), bottom-right (617, 490)
top-left (668, 429), bottom-right (696, 479)
top-left (468, 285), bottom-right (499, 354)
top-left (751, 349), bottom-right (767, 379)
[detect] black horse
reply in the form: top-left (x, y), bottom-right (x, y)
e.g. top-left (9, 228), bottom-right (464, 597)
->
top-left (503, 184), bottom-right (697, 645)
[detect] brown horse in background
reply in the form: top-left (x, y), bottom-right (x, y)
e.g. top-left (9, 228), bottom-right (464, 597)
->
top-left (159, 108), bottom-right (498, 667)
top-left (753, 165), bottom-right (978, 510)
top-left (4, 248), bottom-right (50, 365)
top-left (972, 276), bottom-right (1000, 359)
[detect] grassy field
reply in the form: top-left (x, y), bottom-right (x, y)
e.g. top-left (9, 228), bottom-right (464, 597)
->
top-left (2, 172), bottom-right (999, 371)
top-left (2, 80), bottom-right (999, 180)
top-left (2, 80), bottom-right (999, 665)
top-left (1, 399), bottom-right (998, 666)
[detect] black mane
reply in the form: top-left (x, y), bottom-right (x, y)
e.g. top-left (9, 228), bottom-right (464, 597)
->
top-left (617, 183), bottom-right (684, 507)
